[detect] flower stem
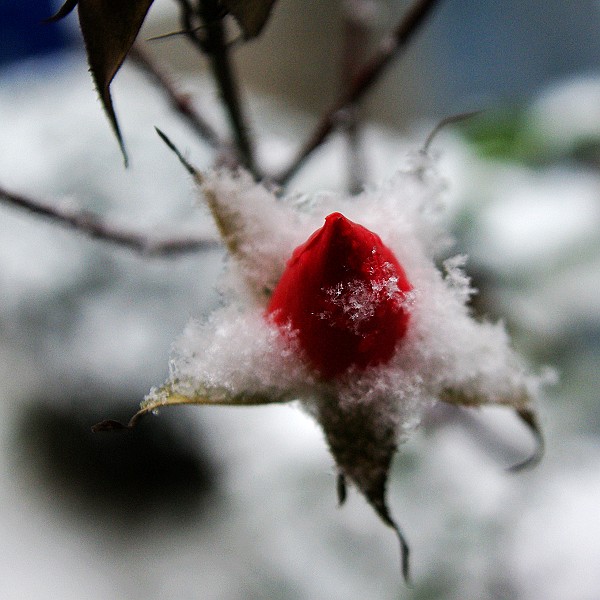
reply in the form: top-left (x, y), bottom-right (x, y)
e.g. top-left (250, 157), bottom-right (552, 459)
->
top-left (197, 0), bottom-right (258, 176)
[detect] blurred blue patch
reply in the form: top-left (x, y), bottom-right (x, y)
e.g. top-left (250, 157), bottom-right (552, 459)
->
top-left (0, 0), bottom-right (72, 65)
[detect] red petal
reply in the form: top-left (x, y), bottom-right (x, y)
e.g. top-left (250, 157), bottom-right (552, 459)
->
top-left (267, 213), bottom-right (412, 378)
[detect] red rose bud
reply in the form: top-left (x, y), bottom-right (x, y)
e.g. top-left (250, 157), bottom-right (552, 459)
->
top-left (267, 212), bottom-right (412, 378)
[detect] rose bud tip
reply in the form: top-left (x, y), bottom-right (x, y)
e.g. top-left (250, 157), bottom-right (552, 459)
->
top-left (267, 212), bottom-right (412, 378)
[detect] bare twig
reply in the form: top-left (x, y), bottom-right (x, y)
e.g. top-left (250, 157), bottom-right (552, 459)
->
top-left (175, 0), bottom-right (258, 177)
top-left (177, 0), bottom-right (211, 70)
top-left (340, 0), bottom-right (375, 193)
top-left (200, 0), bottom-right (258, 175)
top-left (275, 0), bottom-right (442, 185)
top-left (128, 43), bottom-right (225, 151)
top-left (0, 185), bottom-right (218, 257)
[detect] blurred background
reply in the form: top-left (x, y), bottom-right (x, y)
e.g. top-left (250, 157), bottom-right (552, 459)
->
top-left (1, 1), bottom-right (600, 598)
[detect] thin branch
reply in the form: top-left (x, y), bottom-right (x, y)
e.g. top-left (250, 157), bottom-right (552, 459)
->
top-left (128, 43), bottom-right (226, 151)
top-left (175, 0), bottom-right (259, 177)
top-left (275, 0), bottom-right (443, 185)
top-left (177, 0), bottom-right (211, 65)
top-left (0, 185), bottom-right (218, 257)
top-left (200, 0), bottom-right (258, 176)
top-left (340, 0), bottom-right (375, 194)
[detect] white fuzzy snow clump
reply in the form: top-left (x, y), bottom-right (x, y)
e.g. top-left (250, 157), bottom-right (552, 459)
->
top-left (145, 152), bottom-right (548, 442)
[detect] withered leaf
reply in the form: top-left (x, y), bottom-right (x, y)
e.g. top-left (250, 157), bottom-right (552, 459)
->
top-left (440, 388), bottom-right (544, 470)
top-left (222, 0), bottom-right (278, 39)
top-left (49, 0), bottom-right (155, 164)
top-left (317, 394), bottom-right (411, 582)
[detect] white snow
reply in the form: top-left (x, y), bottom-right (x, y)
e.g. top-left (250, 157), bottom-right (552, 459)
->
top-left (159, 158), bottom-right (545, 437)
top-left (0, 48), bottom-right (599, 600)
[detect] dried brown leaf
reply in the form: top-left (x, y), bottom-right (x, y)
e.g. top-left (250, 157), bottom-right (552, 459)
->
top-left (317, 394), bottom-right (411, 582)
top-left (50, 0), bottom-right (155, 163)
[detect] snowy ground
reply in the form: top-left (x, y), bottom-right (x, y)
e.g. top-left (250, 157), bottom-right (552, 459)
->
top-left (1, 50), bottom-right (600, 600)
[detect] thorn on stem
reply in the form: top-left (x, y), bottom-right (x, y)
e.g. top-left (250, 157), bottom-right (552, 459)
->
top-left (155, 127), bottom-right (201, 179)
top-left (147, 25), bottom-right (205, 42)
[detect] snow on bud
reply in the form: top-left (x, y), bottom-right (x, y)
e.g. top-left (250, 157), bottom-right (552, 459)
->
top-left (267, 212), bottom-right (413, 378)
top-left (102, 155), bottom-right (551, 584)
